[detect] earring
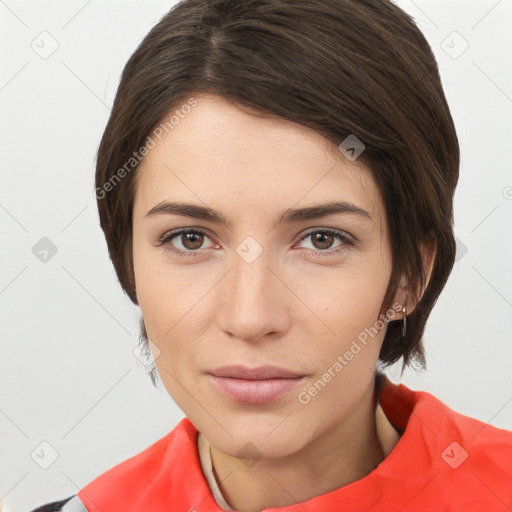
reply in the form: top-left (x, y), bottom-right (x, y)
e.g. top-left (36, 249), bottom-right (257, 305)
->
top-left (402, 302), bottom-right (407, 338)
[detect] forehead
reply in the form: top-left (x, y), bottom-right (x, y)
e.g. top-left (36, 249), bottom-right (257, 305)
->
top-left (133, 94), bottom-right (383, 226)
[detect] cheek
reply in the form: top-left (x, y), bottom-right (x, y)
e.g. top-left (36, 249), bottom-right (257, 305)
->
top-left (308, 262), bottom-right (391, 371)
top-left (134, 242), bottom-right (192, 326)
top-left (133, 251), bottom-right (182, 356)
top-left (133, 252), bottom-right (215, 372)
top-left (319, 263), bottom-right (391, 334)
top-left (136, 278), bottom-right (194, 347)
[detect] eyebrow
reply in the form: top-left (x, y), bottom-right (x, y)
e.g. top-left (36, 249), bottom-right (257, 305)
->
top-left (145, 200), bottom-right (372, 228)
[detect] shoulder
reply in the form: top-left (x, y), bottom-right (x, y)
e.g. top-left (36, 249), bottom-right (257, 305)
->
top-left (29, 419), bottom-right (197, 512)
top-left (379, 373), bottom-right (512, 453)
top-left (84, 417), bottom-right (195, 483)
top-left (434, 394), bottom-right (512, 475)
top-left (411, 383), bottom-right (512, 452)
top-left (426, 391), bottom-right (512, 505)
top-left (379, 374), bottom-right (512, 500)
top-left (75, 417), bottom-right (198, 507)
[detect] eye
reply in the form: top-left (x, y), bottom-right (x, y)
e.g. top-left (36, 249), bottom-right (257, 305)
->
top-left (295, 228), bottom-right (354, 256)
top-left (157, 227), bottom-right (355, 259)
top-left (158, 228), bottom-right (215, 257)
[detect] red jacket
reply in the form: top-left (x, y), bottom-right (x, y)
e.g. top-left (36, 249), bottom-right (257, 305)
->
top-left (76, 374), bottom-right (512, 511)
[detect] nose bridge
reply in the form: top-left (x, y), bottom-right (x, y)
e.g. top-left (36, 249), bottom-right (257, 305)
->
top-left (233, 244), bottom-right (273, 301)
top-left (218, 236), bottom-right (288, 340)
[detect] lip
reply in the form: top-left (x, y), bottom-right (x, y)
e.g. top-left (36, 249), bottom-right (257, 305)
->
top-left (209, 365), bottom-right (305, 380)
top-left (206, 365), bottom-right (307, 405)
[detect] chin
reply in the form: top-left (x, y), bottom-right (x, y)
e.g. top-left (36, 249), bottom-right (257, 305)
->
top-left (218, 433), bottom-right (309, 461)
top-left (197, 410), bottom-right (315, 460)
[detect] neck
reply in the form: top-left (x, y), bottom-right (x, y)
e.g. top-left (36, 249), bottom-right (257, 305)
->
top-left (209, 376), bottom-right (384, 512)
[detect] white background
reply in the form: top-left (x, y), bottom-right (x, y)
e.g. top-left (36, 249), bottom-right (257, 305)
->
top-left (0, 1), bottom-right (511, 511)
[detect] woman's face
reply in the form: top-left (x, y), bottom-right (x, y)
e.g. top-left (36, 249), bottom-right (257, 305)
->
top-left (132, 93), bottom-right (402, 459)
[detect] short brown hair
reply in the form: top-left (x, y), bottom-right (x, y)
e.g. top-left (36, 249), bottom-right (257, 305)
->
top-left (95, 0), bottom-right (459, 375)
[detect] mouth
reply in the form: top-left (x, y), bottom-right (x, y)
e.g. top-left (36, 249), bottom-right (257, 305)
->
top-left (206, 365), bottom-right (307, 405)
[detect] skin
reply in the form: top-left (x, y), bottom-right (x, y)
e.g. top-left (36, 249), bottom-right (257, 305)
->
top-left (132, 93), bottom-right (435, 511)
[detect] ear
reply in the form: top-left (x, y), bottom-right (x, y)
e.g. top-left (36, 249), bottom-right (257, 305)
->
top-left (393, 237), bottom-right (437, 316)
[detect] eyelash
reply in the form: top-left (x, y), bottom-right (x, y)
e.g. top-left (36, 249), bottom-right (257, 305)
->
top-left (157, 228), bottom-right (354, 259)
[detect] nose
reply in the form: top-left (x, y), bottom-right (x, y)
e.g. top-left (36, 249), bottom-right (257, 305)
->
top-left (216, 247), bottom-right (290, 342)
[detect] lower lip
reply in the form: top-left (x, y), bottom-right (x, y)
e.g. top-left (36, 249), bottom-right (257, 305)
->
top-left (208, 375), bottom-right (306, 405)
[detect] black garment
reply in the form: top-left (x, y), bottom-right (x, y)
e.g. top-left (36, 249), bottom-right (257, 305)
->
top-left (29, 495), bottom-right (76, 512)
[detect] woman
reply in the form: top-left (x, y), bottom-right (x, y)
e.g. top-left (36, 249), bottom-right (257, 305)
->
top-left (31, 0), bottom-right (511, 510)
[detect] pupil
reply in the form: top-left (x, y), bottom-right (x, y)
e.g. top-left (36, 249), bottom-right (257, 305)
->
top-left (314, 233), bottom-right (333, 250)
top-left (183, 233), bottom-right (202, 249)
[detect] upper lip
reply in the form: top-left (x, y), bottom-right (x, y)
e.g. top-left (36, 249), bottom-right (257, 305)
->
top-left (208, 365), bottom-right (305, 380)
